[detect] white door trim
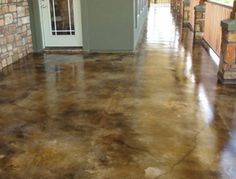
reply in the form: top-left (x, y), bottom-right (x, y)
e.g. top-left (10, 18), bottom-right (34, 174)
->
top-left (38, 0), bottom-right (83, 47)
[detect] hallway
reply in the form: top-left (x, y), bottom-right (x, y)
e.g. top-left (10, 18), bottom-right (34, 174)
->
top-left (0, 4), bottom-right (236, 179)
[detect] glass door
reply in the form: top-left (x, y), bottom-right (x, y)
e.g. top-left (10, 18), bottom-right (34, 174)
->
top-left (40, 0), bottom-right (83, 47)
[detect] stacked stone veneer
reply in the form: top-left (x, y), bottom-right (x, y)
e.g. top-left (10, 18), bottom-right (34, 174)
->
top-left (0, 0), bottom-right (32, 70)
top-left (171, 0), bottom-right (183, 16)
top-left (218, 20), bottom-right (236, 84)
top-left (217, 0), bottom-right (236, 84)
top-left (183, 0), bottom-right (190, 25)
top-left (194, 4), bottom-right (205, 41)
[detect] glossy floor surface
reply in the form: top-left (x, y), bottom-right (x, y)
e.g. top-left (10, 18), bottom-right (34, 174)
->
top-left (1, 5), bottom-right (236, 179)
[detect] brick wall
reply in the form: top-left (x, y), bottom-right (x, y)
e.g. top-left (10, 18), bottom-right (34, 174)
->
top-left (0, 0), bottom-right (33, 70)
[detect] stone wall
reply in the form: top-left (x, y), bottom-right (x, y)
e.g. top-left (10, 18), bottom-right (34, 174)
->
top-left (0, 0), bottom-right (32, 70)
top-left (171, 0), bottom-right (183, 16)
top-left (183, 0), bottom-right (190, 25)
top-left (194, 4), bottom-right (205, 40)
top-left (218, 19), bottom-right (236, 84)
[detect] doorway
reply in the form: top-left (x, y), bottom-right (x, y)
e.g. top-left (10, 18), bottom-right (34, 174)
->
top-left (40, 0), bottom-right (83, 47)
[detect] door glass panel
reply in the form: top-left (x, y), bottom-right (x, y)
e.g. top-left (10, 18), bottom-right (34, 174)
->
top-left (49, 0), bottom-right (75, 35)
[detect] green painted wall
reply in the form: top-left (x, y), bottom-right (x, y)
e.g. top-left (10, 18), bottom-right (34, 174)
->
top-left (28, 0), bottom-right (43, 52)
top-left (81, 0), bottom-right (148, 52)
top-left (81, 0), bottom-right (133, 52)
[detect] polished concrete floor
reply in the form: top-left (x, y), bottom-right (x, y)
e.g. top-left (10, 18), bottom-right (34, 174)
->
top-left (0, 5), bottom-right (236, 179)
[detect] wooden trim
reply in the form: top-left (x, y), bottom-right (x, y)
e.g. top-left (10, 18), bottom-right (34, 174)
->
top-left (207, 0), bottom-right (233, 9)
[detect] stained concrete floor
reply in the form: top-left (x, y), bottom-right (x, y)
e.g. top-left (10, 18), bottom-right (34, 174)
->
top-left (0, 5), bottom-right (236, 179)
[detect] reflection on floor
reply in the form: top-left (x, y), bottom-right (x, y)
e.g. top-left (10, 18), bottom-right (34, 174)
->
top-left (0, 4), bottom-right (236, 179)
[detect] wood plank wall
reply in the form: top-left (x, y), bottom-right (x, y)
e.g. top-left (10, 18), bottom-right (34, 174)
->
top-left (204, 2), bottom-right (232, 56)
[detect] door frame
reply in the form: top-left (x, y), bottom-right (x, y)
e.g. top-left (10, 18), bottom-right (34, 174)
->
top-left (38, 0), bottom-right (83, 48)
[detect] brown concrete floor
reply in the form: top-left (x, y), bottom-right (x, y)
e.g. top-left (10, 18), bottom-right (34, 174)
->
top-left (0, 5), bottom-right (236, 179)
